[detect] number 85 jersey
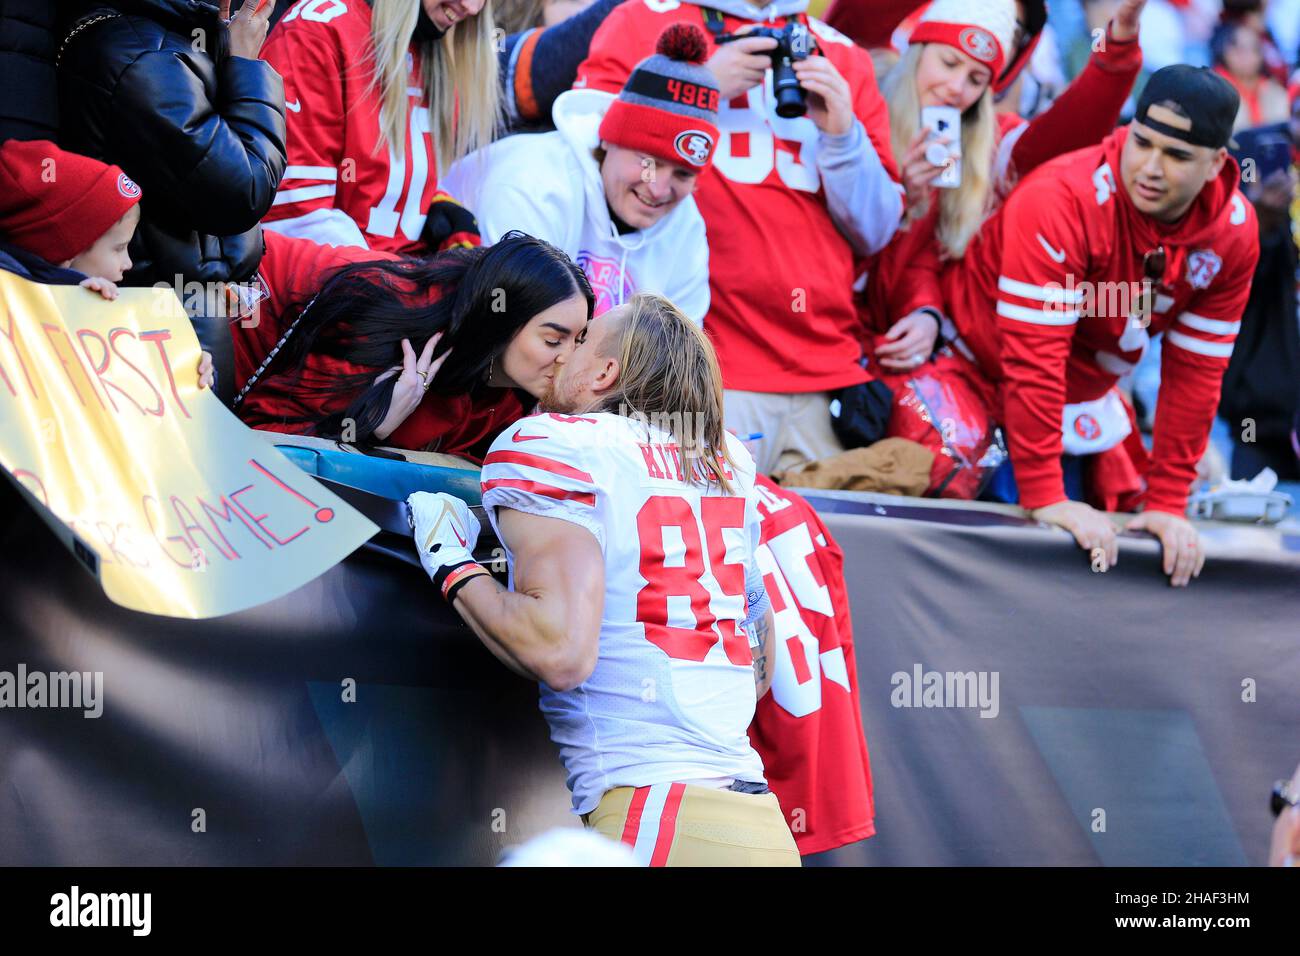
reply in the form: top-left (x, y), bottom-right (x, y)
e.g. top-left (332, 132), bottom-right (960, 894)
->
top-left (481, 413), bottom-right (767, 814)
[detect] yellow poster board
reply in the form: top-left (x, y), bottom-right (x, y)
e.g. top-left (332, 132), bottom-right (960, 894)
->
top-left (0, 271), bottom-right (377, 618)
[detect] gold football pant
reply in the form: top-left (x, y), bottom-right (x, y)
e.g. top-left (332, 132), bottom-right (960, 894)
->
top-left (584, 782), bottom-right (801, 867)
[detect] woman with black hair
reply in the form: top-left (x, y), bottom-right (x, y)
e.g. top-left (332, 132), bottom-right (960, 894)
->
top-left (232, 229), bottom-right (594, 459)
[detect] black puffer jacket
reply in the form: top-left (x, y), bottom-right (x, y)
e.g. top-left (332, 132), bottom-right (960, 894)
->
top-left (57, 0), bottom-right (286, 288)
top-left (0, 0), bottom-right (59, 141)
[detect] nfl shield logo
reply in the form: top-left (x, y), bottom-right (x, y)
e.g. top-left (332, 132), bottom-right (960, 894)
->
top-left (1186, 250), bottom-right (1222, 290)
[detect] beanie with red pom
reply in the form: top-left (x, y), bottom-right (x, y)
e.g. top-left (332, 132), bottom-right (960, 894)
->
top-left (0, 139), bottom-right (141, 265)
top-left (598, 24), bottom-right (721, 169)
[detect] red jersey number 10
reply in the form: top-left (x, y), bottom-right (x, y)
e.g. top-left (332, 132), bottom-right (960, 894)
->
top-left (635, 495), bottom-right (751, 665)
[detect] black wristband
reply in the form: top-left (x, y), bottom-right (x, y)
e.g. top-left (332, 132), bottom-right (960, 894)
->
top-left (444, 566), bottom-right (490, 605)
top-left (432, 558), bottom-right (477, 596)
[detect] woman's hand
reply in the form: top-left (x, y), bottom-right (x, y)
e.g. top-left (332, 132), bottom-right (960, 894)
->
top-left (876, 309), bottom-right (940, 371)
top-left (899, 128), bottom-right (949, 214)
top-left (223, 0), bottom-right (273, 61)
top-left (372, 334), bottom-right (450, 442)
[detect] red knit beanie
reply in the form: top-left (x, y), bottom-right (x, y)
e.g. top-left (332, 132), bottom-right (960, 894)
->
top-left (908, 0), bottom-right (1017, 82)
top-left (0, 139), bottom-right (142, 264)
top-left (598, 24), bottom-right (721, 169)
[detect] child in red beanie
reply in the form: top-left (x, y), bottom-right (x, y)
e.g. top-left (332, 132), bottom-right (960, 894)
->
top-left (0, 140), bottom-right (213, 388)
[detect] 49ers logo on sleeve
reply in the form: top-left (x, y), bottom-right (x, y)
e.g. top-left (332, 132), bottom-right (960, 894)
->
top-left (1186, 250), bottom-right (1223, 290)
top-left (1073, 413), bottom-right (1101, 441)
top-left (674, 129), bottom-right (715, 167)
top-left (958, 27), bottom-right (998, 65)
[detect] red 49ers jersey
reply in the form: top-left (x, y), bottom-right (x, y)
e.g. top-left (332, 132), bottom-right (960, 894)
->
top-left (748, 475), bottom-right (875, 854)
top-left (262, 0), bottom-right (439, 254)
top-left (479, 412), bottom-right (767, 814)
top-left (576, 0), bottom-right (900, 393)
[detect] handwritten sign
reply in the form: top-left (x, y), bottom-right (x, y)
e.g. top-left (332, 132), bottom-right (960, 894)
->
top-left (0, 271), bottom-right (377, 618)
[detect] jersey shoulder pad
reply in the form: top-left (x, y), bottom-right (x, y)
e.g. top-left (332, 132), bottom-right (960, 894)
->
top-left (484, 413), bottom-right (602, 482)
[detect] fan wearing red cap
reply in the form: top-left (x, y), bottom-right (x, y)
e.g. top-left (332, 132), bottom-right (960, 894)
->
top-left (0, 140), bottom-right (213, 388)
top-left (444, 23), bottom-right (720, 324)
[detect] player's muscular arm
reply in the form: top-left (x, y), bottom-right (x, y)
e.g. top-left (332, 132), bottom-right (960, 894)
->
top-left (452, 509), bottom-right (604, 692)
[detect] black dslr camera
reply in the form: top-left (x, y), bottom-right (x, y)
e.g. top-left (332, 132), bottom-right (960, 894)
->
top-left (715, 21), bottom-right (818, 119)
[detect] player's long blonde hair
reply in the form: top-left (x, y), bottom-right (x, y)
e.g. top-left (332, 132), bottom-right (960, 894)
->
top-left (369, 0), bottom-right (501, 175)
top-left (882, 43), bottom-right (998, 260)
top-left (599, 293), bottom-right (737, 495)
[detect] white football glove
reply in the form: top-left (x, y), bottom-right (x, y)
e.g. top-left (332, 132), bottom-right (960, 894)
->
top-left (407, 491), bottom-right (481, 582)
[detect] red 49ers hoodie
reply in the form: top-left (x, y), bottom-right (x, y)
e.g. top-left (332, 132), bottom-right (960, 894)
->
top-left (944, 126), bottom-right (1260, 514)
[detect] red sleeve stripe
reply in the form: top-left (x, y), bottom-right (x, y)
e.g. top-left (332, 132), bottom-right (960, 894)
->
top-left (482, 450), bottom-right (594, 483)
top-left (481, 478), bottom-right (596, 507)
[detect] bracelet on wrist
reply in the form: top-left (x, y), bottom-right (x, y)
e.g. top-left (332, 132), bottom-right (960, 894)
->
top-left (440, 561), bottom-right (490, 603)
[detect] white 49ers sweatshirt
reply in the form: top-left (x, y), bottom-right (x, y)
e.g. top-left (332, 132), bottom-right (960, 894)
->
top-left (442, 88), bottom-right (710, 325)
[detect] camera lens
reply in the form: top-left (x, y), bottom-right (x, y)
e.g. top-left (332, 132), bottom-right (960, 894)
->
top-left (772, 61), bottom-right (806, 118)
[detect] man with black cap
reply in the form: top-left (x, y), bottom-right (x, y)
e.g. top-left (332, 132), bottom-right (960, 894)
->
top-left (946, 64), bottom-right (1259, 586)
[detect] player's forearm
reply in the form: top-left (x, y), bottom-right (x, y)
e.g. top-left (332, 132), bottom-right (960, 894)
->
top-left (450, 574), bottom-right (579, 687)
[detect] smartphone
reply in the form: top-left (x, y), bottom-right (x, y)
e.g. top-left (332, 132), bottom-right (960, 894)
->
top-left (920, 105), bottom-right (962, 189)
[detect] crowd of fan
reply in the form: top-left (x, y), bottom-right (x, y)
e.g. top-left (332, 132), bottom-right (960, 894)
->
top-left (0, 0), bottom-right (1297, 566)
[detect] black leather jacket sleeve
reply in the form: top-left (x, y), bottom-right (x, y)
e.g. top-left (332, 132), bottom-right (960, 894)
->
top-left (109, 48), bottom-right (286, 236)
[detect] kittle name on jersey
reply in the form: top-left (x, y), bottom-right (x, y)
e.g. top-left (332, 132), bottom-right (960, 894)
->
top-left (637, 442), bottom-right (735, 484)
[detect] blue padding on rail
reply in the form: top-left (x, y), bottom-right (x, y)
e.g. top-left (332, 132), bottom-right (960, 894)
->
top-left (276, 444), bottom-right (482, 505)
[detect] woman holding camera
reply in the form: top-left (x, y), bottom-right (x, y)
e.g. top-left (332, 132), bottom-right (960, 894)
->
top-left (232, 230), bottom-right (593, 460)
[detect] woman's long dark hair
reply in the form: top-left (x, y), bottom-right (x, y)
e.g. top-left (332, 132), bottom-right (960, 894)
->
top-left (265, 231), bottom-right (594, 442)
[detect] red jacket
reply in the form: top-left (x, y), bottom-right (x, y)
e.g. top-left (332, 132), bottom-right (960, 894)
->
top-left (944, 127), bottom-right (1260, 514)
top-left (234, 231), bottom-right (526, 460)
top-left (856, 28), bottom-right (1142, 350)
top-left (576, 1), bottom-right (900, 394)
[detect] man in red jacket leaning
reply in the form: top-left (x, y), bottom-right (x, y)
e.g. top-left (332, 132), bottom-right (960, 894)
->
top-left (947, 65), bottom-right (1259, 586)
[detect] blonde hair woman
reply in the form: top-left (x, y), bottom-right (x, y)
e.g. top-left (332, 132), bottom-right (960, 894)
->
top-left (260, 0), bottom-right (499, 255)
top-left (859, 0), bottom-right (1146, 374)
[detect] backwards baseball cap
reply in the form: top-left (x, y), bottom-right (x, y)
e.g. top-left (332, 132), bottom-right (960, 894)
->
top-left (1135, 65), bottom-right (1240, 150)
top-left (909, 0), bottom-right (1018, 84)
top-left (0, 139), bottom-right (141, 264)
top-left (598, 23), bottom-right (721, 170)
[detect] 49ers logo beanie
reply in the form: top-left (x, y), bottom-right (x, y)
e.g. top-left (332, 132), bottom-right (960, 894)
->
top-left (598, 23), bottom-right (721, 170)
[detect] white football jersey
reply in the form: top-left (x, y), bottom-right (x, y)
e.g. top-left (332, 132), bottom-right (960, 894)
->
top-left (480, 412), bottom-right (767, 813)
